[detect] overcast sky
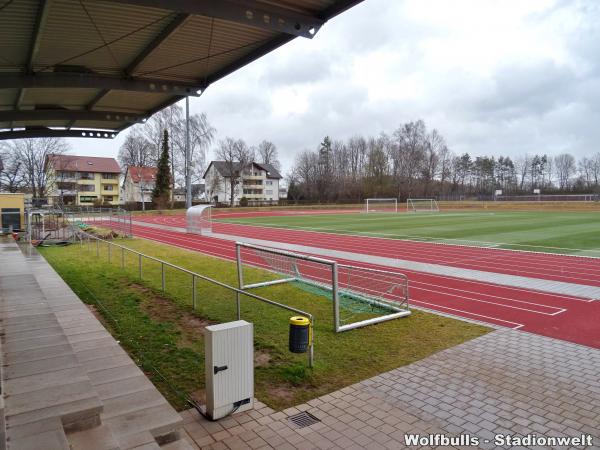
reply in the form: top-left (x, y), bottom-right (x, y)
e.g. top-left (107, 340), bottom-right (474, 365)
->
top-left (71, 0), bottom-right (600, 174)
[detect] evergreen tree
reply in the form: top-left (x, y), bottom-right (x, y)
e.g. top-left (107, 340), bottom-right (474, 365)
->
top-left (152, 129), bottom-right (171, 208)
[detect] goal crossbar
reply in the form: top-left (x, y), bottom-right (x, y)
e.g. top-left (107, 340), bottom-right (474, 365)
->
top-left (236, 242), bottom-right (410, 332)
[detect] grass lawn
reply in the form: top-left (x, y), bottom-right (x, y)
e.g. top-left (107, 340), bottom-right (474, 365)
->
top-left (39, 238), bottom-right (489, 411)
top-left (216, 210), bottom-right (600, 255)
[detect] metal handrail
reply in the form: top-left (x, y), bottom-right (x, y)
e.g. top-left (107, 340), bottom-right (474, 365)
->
top-left (76, 230), bottom-right (315, 366)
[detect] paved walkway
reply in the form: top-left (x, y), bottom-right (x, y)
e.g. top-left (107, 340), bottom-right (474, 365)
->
top-left (178, 329), bottom-right (600, 450)
top-left (0, 238), bottom-right (190, 449)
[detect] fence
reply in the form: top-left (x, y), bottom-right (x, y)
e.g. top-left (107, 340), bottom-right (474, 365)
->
top-left (495, 194), bottom-right (599, 202)
top-left (75, 230), bottom-right (315, 366)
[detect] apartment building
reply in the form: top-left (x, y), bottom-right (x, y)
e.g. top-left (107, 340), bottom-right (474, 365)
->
top-left (45, 154), bottom-right (121, 206)
top-left (203, 161), bottom-right (282, 205)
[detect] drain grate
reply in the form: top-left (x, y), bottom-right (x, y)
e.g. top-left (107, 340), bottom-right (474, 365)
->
top-left (288, 411), bottom-right (321, 429)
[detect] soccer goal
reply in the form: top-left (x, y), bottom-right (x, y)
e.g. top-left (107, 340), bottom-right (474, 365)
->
top-left (365, 198), bottom-right (398, 213)
top-left (236, 242), bottom-right (410, 332)
top-left (407, 198), bottom-right (440, 213)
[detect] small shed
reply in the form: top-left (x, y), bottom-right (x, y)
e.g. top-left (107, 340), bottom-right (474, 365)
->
top-left (0, 193), bottom-right (25, 232)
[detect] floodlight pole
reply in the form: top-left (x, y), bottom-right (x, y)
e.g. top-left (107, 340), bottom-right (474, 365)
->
top-left (185, 96), bottom-right (192, 209)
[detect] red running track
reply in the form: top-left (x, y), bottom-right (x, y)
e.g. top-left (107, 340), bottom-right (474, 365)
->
top-left (133, 214), bottom-right (600, 288)
top-left (129, 222), bottom-right (600, 349)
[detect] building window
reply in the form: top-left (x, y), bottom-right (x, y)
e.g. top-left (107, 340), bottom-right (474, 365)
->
top-left (79, 185), bottom-right (95, 192)
top-left (104, 185), bottom-right (114, 191)
top-left (102, 173), bottom-right (117, 179)
top-left (58, 171), bottom-right (76, 179)
top-left (103, 196), bottom-right (113, 202)
top-left (266, 190), bottom-right (273, 195)
top-left (266, 180), bottom-right (273, 185)
top-left (79, 172), bottom-right (94, 180)
top-left (79, 196), bottom-right (97, 203)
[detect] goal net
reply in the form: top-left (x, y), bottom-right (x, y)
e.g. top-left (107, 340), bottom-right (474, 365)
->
top-left (365, 198), bottom-right (398, 213)
top-left (407, 198), bottom-right (439, 213)
top-left (236, 242), bottom-right (410, 332)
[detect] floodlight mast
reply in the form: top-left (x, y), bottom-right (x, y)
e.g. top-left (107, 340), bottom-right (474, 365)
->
top-left (185, 96), bottom-right (192, 209)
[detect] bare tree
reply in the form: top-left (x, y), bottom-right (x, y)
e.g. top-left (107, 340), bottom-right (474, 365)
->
top-left (6, 138), bottom-right (69, 198)
top-left (554, 153), bottom-right (576, 190)
top-left (256, 140), bottom-right (281, 170)
top-left (0, 147), bottom-right (25, 192)
top-left (118, 130), bottom-right (154, 168)
top-left (514, 155), bottom-right (530, 191)
top-left (215, 138), bottom-right (254, 206)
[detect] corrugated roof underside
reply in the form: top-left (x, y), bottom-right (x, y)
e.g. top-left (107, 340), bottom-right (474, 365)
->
top-left (0, 0), bottom-right (349, 134)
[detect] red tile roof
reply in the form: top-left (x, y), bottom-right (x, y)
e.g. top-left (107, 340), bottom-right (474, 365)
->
top-left (46, 154), bottom-right (121, 173)
top-left (127, 166), bottom-right (157, 183)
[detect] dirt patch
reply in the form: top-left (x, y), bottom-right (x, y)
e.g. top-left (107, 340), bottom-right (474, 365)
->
top-left (254, 350), bottom-right (272, 368)
top-left (127, 281), bottom-right (211, 348)
top-left (264, 385), bottom-right (296, 404)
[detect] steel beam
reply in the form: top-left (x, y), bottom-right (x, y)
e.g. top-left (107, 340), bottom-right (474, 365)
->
top-left (125, 13), bottom-right (190, 75)
top-left (0, 109), bottom-right (145, 124)
top-left (0, 73), bottom-right (202, 96)
top-left (0, 128), bottom-right (120, 140)
top-left (101, 0), bottom-right (324, 38)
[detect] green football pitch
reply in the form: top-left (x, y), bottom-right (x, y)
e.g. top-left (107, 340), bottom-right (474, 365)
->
top-left (216, 210), bottom-right (600, 256)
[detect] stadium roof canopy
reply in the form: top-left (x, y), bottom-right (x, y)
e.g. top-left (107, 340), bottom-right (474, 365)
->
top-left (0, 0), bottom-right (362, 140)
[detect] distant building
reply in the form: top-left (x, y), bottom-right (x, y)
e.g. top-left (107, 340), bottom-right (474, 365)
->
top-left (279, 187), bottom-right (288, 199)
top-left (45, 155), bottom-right (121, 206)
top-left (122, 166), bottom-right (157, 205)
top-left (203, 161), bottom-right (282, 205)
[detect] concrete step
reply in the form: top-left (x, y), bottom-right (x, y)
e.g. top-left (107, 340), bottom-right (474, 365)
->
top-left (104, 404), bottom-right (183, 445)
top-left (6, 426), bottom-right (70, 450)
top-left (67, 424), bottom-right (120, 450)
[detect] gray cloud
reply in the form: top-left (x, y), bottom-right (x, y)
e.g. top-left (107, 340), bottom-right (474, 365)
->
top-left (75, 0), bottom-right (600, 175)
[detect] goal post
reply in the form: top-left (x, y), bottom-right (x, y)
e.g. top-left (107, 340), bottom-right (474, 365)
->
top-left (407, 198), bottom-right (440, 213)
top-left (236, 242), bottom-right (410, 332)
top-left (365, 198), bottom-right (398, 213)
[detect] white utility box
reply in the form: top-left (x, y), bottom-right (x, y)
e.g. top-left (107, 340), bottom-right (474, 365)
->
top-left (204, 320), bottom-right (254, 420)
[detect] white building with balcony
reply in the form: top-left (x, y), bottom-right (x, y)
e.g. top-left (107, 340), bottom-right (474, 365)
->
top-left (203, 161), bottom-right (282, 206)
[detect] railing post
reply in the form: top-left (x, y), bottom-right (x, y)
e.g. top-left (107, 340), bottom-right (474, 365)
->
top-left (308, 317), bottom-right (314, 368)
top-left (161, 263), bottom-right (165, 291)
top-left (192, 274), bottom-right (196, 309)
top-left (96, 239), bottom-right (99, 257)
top-left (236, 292), bottom-right (241, 320)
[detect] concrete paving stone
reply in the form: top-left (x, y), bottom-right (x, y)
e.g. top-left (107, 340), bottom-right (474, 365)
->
top-left (3, 353), bottom-right (81, 379)
top-left (74, 342), bottom-right (128, 363)
top-left (66, 329), bottom-right (113, 343)
top-left (87, 362), bottom-right (145, 386)
top-left (6, 427), bottom-right (70, 450)
top-left (67, 423), bottom-right (120, 450)
top-left (70, 336), bottom-right (116, 352)
top-left (81, 353), bottom-right (132, 372)
top-left (104, 403), bottom-right (183, 441)
top-left (4, 416), bottom-right (63, 439)
top-left (2, 325), bottom-right (64, 343)
top-left (5, 395), bottom-right (102, 428)
top-left (3, 366), bottom-right (89, 396)
top-left (2, 342), bottom-right (73, 364)
top-left (93, 375), bottom-right (156, 402)
top-left (101, 387), bottom-right (168, 420)
top-left (2, 332), bottom-right (70, 353)
top-left (5, 379), bottom-right (98, 416)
